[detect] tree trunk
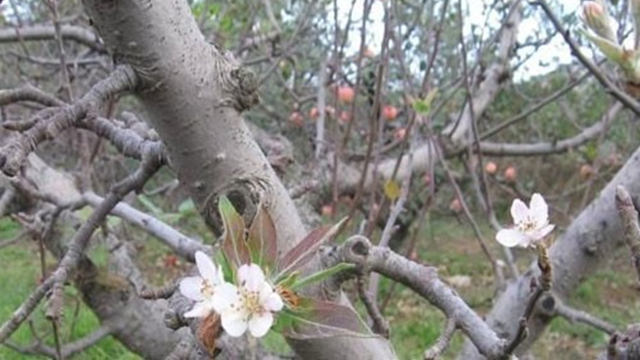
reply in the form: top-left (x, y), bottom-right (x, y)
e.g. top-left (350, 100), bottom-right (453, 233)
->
top-left (80, 0), bottom-right (395, 358)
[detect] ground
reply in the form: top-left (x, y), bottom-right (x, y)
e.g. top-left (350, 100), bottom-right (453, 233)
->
top-left (0, 209), bottom-right (637, 359)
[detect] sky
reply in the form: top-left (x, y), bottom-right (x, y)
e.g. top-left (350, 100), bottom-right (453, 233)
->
top-left (337, 0), bottom-right (587, 82)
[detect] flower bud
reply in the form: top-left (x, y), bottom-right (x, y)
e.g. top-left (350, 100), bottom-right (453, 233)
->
top-left (582, 1), bottom-right (617, 43)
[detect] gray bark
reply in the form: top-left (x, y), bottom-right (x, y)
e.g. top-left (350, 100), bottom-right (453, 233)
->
top-left (80, 0), bottom-right (395, 358)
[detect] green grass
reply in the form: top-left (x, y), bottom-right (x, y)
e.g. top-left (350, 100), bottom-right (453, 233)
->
top-left (1, 210), bottom-right (637, 359)
top-left (0, 218), bottom-right (139, 360)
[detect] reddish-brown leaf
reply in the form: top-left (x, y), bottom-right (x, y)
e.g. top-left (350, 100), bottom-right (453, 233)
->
top-left (247, 202), bottom-right (278, 270)
top-left (278, 217), bottom-right (346, 273)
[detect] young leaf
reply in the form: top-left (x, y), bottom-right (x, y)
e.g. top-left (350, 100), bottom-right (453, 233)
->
top-left (412, 88), bottom-right (438, 115)
top-left (281, 299), bottom-right (373, 339)
top-left (218, 196), bottom-right (250, 267)
top-left (275, 271), bottom-right (300, 290)
top-left (247, 202), bottom-right (278, 270)
top-left (383, 180), bottom-right (400, 201)
top-left (137, 194), bottom-right (163, 217)
top-left (277, 217), bottom-right (347, 279)
top-left (178, 199), bottom-right (195, 214)
top-left (290, 263), bottom-right (355, 291)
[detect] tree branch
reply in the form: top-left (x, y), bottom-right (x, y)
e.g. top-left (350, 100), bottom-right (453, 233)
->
top-left (330, 236), bottom-right (507, 359)
top-left (0, 277), bottom-right (55, 343)
top-left (45, 152), bottom-right (162, 321)
top-left (82, 191), bottom-right (207, 260)
top-left (4, 323), bottom-right (114, 358)
top-left (0, 84), bottom-right (65, 107)
top-left (0, 24), bottom-right (106, 52)
top-left (477, 102), bottom-right (623, 156)
top-left (555, 301), bottom-right (616, 335)
top-left (0, 65), bottom-right (138, 176)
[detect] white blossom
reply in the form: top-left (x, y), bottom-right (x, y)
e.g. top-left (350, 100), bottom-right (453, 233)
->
top-left (213, 264), bottom-right (283, 337)
top-left (496, 193), bottom-right (555, 248)
top-left (179, 251), bottom-right (225, 318)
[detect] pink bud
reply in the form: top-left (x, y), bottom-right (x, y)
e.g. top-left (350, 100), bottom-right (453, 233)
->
top-left (582, 1), bottom-right (617, 43)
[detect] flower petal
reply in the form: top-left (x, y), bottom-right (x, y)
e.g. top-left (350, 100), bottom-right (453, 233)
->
top-left (221, 307), bottom-right (249, 337)
top-left (179, 276), bottom-right (205, 301)
top-left (531, 224), bottom-right (555, 241)
top-left (496, 228), bottom-right (529, 248)
top-left (184, 302), bottom-right (211, 318)
top-left (248, 311), bottom-right (273, 338)
top-left (211, 283), bottom-right (241, 313)
top-left (510, 199), bottom-right (529, 224)
top-left (195, 251), bottom-right (219, 285)
top-left (258, 283), bottom-right (283, 312)
top-left (238, 264), bottom-right (265, 292)
top-left (529, 193), bottom-right (549, 225)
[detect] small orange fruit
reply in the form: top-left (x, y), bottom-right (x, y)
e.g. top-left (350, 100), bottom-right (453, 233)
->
top-left (382, 105), bottom-right (398, 121)
top-left (504, 166), bottom-right (517, 182)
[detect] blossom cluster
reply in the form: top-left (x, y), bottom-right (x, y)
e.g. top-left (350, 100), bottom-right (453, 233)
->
top-left (177, 196), bottom-right (368, 341)
top-left (180, 251), bottom-right (284, 338)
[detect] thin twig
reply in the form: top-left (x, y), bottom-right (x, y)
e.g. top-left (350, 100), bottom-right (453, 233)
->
top-left (503, 245), bottom-right (553, 355)
top-left (45, 153), bottom-right (162, 321)
top-left (51, 319), bottom-right (62, 360)
top-left (368, 150), bottom-right (413, 300)
top-left (3, 323), bottom-right (114, 358)
top-left (424, 318), bottom-right (457, 360)
top-left (434, 144), bottom-right (502, 284)
top-left (0, 229), bottom-right (26, 249)
top-left (0, 277), bottom-right (55, 343)
top-left (357, 275), bottom-right (389, 338)
top-left (503, 286), bottom-right (544, 355)
top-left (44, 0), bottom-right (74, 101)
top-left (83, 191), bottom-right (205, 260)
top-left (555, 302), bottom-right (616, 335)
top-left (0, 65), bottom-right (137, 177)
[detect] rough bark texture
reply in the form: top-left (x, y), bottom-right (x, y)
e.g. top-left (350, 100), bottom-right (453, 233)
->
top-left (80, 0), bottom-right (395, 358)
top-left (460, 146), bottom-right (640, 358)
top-left (81, 0), bottom-right (303, 249)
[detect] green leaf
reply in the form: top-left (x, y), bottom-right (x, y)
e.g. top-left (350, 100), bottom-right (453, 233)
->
top-left (137, 194), bottom-right (163, 217)
top-left (209, 4), bottom-right (220, 16)
top-left (280, 299), bottom-right (373, 339)
top-left (290, 263), bottom-right (355, 291)
top-left (215, 249), bottom-right (234, 282)
top-left (587, 33), bottom-right (623, 63)
top-left (178, 199), bottom-right (195, 214)
top-left (276, 217), bottom-right (347, 280)
top-left (275, 271), bottom-right (300, 289)
top-left (220, 14), bottom-right (234, 32)
top-left (412, 88), bottom-right (438, 115)
top-left (247, 201), bottom-right (278, 271)
top-left (218, 196), bottom-right (250, 268)
top-left (413, 99), bottom-right (431, 115)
